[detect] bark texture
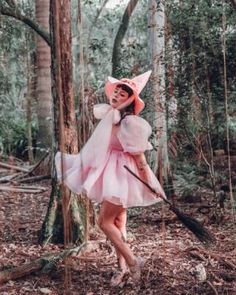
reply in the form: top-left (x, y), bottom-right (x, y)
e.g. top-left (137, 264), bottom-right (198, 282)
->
top-left (111, 0), bottom-right (139, 77)
top-left (39, 0), bottom-right (85, 245)
top-left (35, 0), bottom-right (53, 160)
top-left (148, 0), bottom-right (170, 186)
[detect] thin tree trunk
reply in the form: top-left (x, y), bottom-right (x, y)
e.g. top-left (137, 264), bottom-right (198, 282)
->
top-left (200, 21), bottom-right (217, 199)
top-left (230, 0), bottom-right (236, 10)
top-left (222, 0), bottom-right (235, 218)
top-left (85, 0), bottom-right (109, 63)
top-left (35, 0), bottom-right (53, 161)
top-left (77, 0), bottom-right (95, 241)
top-left (165, 15), bottom-right (177, 197)
top-left (148, 0), bottom-right (170, 186)
top-left (165, 16), bottom-right (177, 161)
top-left (111, 0), bottom-right (139, 77)
top-left (26, 53), bottom-right (34, 164)
top-left (189, 32), bottom-right (203, 165)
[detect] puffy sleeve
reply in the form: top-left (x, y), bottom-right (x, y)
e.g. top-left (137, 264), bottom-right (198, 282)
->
top-left (117, 115), bottom-right (153, 154)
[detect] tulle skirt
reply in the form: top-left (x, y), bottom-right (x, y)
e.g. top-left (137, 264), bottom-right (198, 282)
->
top-left (56, 148), bottom-right (164, 208)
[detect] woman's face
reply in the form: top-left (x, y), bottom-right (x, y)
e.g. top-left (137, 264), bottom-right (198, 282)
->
top-left (109, 86), bottom-right (129, 109)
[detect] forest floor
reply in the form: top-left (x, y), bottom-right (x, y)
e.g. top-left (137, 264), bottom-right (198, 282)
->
top-left (0, 179), bottom-right (236, 295)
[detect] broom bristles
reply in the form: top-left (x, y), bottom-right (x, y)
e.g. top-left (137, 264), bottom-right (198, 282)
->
top-left (123, 165), bottom-right (215, 246)
top-left (171, 207), bottom-right (215, 246)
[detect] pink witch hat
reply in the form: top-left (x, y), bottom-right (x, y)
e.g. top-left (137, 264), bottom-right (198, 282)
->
top-left (105, 70), bottom-right (152, 115)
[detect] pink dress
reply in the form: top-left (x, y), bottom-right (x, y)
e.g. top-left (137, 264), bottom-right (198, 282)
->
top-left (55, 104), bottom-right (165, 208)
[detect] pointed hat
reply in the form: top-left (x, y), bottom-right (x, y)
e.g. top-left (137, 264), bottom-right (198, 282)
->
top-left (105, 70), bottom-right (152, 115)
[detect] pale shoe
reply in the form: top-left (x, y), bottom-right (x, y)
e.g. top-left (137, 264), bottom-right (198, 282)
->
top-left (129, 256), bottom-right (146, 282)
top-left (110, 269), bottom-right (127, 287)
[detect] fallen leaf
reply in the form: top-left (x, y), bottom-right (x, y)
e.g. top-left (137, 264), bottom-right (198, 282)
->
top-left (39, 287), bottom-right (52, 294)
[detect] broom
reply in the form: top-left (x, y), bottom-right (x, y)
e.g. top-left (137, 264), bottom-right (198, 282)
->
top-left (124, 165), bottom-right (215, 246)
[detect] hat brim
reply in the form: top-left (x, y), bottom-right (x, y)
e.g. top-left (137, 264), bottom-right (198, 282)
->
top-left (105, 77), bottom-right (145, 115)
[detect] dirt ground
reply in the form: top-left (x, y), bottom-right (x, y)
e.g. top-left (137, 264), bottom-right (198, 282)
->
top-left (0, 181), bottom-right (236, 295)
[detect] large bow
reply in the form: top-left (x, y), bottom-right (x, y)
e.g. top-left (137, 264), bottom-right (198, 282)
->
top-left (73, 103), bottom-right (121, 169)
top-left (93, 103), bottom-right (121, 124)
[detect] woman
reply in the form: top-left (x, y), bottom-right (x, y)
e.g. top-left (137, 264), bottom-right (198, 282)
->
top-left (55, 70), bottom-right (166, 286)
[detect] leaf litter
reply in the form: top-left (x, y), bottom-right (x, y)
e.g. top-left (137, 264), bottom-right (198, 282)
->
top-left (0, 180), bottom-right (236, 294)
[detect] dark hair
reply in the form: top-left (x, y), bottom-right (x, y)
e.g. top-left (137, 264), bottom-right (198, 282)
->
top-left (115, 84), bottom-right (135, 124)
top-left (117, 84), bottom-right (133, 98)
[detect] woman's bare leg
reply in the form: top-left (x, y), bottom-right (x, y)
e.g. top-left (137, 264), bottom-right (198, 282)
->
top-left (97, 200), bottom-right (136, 267)
top-left (114, 210), bottom-right (127, 271)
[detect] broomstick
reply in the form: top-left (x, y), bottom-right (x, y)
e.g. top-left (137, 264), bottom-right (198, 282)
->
top-left (124, 165), bottom-right (215, 246)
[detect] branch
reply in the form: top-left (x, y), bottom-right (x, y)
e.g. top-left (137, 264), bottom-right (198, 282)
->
top-left (85, 0), bottom-right (109, 51)
top-left (5, 0), bottom-right (16, 7)
top-left (0, 172), bottom-right (20, 183)
top-left (0, 243), bottom-right (87, 284)
top-left (230, 0), bottom-right (236, 10)
top-left (0, 5), bottom-right (51, 46)
top-left (0, 161), bottom-right (30, 172)
top-left (0, 185), bottom-right (47, 193)
top-left (17, 174), bottom-right (51, 183)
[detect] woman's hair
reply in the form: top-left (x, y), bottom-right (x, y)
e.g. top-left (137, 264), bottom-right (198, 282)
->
top-left (116, 84), bottom-right (135, 123)
top-left (117, 84), bottom-right (133, 98)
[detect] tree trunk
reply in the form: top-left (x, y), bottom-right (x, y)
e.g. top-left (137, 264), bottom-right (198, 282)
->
top-left (165, 15), bottom-right (177, 172)
top-left (35, 0), bottom-right (53, 161)
top-left (39, 0), bottom-right (86, 245)
top-left (111, 0), bottom-right (139, 77)
top-left (148, 0), bottom-right (170, 188)
top-left (0, 243), bottom-right (86, 284)
top-left (77, 0), bottom-right (96, 240)
top-left (26, 52), bottom-right (34, 165)
top-left (230, 0), bottom-right (236, 10)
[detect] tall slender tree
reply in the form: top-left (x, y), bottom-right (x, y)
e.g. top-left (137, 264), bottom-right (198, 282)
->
top-left (39, 0), bottom-right (87, 244)
top-left (35, 0), bottom-right (52, 160)
top-left (111, 0), bottom-right (139, 77)
top-left (148, 0), bottom-right (170, 186)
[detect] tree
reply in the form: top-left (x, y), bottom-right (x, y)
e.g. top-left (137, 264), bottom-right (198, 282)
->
top-left (0, 1), bottom-right (50, 45)
top-left (147, 0), bottom-right (170, 187)
top-left (35, 0), bottom-right (53, 160)
top-left (0, 0), bottom-right (87, 244)
top-left (163, 0), bottom-right (236, 201)
top-left (111, 0), bottom-right (139, 77)
top-left (0, 2), bottom-right (37, 157)
top-left (39, 0), bottom-right (87, 245)
top-left (0, 1), bottom-right (52, 160)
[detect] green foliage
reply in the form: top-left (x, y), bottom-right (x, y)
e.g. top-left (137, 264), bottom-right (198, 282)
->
top-left (73, 0), bottom-right (149, 90)
top-left (166, 0), bottom-right (236, 154)
top-left (1, 0), bottom-right (236, 170)
top-left (0, 0), bottom-right (36, 157)
top-left (174, 170), bottom-right (199, 198)
top-left (0, 95), bottom-right (38, 155)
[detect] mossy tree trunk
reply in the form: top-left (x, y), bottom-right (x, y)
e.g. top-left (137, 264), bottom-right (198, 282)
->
top-left (39, 0), bottom-right (87, 245)
top-left (111, 0), bottom-right (139, 77)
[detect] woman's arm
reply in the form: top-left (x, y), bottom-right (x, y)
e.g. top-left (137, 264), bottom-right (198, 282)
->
top-left (132, 153), bottom-right (151, 183)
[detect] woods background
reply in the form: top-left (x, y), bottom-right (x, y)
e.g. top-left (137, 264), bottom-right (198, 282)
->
top-left (0, 0), bottom-right (236, 294)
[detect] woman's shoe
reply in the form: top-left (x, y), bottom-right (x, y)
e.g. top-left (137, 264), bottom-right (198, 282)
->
top-left (129, 257), bottom-right (145, 282)
top-left (110, 270), bottom-right (127, 287)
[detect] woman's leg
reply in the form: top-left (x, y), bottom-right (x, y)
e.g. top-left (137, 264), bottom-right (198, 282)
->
top-left (97, 200), bottom-right (136, 268)
top-left (114, 210), bottom-right (127, 271)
